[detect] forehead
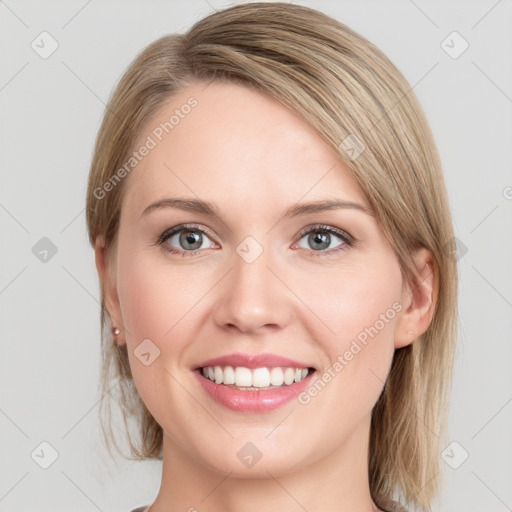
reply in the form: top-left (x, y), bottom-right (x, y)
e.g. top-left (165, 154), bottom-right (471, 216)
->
top-left (122, 81), bottom-right (369, 218)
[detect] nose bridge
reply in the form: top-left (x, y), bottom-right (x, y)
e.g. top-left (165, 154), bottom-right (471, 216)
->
top-left (234, 236), bottom-right (272, 294)
top-left (213, 235), bottom-right (291, 332)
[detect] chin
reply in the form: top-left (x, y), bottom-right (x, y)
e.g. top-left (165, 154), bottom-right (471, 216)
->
top-left (191, 432), bottom-right (314, 478)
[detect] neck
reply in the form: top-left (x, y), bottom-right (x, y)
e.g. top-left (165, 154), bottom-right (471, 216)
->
top-left (150, 415), bottom-right (381, 512)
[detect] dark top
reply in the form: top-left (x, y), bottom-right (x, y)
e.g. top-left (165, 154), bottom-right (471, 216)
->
top-left (130, 497), bottom-right (409, 512)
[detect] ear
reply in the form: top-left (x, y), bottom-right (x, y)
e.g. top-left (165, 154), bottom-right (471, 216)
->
top-left (94, 235), bottom-right (126, 346)
top-left (394, 248), bottom-right (437, 349)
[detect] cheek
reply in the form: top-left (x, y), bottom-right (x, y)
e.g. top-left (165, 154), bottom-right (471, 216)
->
top-left (115, 249), bottom-right (201, 418)
top-left (293, 257), bottom-right (403, 350)
top-left (115, 245), bottom-right (218, 406)
top-left (117, 256), bottom-right (172, 342)
top-left (293, 257), bottom-right (403, 407)
top-left (116, 247), bottom-right (208, 343)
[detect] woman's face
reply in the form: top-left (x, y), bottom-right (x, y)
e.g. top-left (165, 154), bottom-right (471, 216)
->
top-left (102, 81), bottom-right (418, 476)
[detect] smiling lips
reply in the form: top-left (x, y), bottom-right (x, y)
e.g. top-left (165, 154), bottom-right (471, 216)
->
top-left (194, 352), bottom-right (316, 412)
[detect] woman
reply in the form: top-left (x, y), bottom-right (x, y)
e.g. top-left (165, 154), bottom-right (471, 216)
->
top-left (86, 3), bottom-right (458, 511)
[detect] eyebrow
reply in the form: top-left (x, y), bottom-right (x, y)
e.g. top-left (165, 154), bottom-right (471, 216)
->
top-left (141, 197), bottom-right (373, 222)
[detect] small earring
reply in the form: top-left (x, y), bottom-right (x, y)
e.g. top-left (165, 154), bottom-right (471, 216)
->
top-left (112, 327), bottom-right (120, 339)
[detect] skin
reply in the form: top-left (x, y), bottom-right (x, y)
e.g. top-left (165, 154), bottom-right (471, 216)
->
top-left (95, 81), bottom-right (436, 512)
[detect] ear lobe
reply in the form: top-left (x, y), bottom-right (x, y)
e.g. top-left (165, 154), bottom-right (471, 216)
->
top-left (394, 249), bottom-right (437, 349)
top-left (94, 236), bottom-right (125, 345)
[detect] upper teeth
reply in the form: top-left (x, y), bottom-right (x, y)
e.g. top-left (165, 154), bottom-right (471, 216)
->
top-left (201, 366), bottom-right (310, 387)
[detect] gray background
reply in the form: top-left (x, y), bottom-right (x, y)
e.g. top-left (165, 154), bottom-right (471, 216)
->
top-left (1, 1), bottom-right (511, 511)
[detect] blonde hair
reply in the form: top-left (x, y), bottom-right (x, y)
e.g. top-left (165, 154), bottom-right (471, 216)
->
top-left (86, 3), bottom-right (458, 510)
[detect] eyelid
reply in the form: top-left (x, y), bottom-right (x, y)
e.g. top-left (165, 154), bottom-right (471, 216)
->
top-left (294, 224), bottom-right (354, 246)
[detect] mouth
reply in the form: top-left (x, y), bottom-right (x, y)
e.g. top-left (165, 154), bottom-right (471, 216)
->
top-left (197, 365), bottom-right (317, 391)
top-left (193, 360), bottom-right (317, 413)
top-left (192, 353), bottom-right (317, 412)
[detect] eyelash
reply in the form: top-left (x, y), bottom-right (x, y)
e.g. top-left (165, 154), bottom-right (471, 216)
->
top-left (156, 223), bottom-right (355, 257)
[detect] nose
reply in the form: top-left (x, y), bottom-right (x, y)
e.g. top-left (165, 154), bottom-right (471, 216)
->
top-left (213, 242), bottom-right (294, 335)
